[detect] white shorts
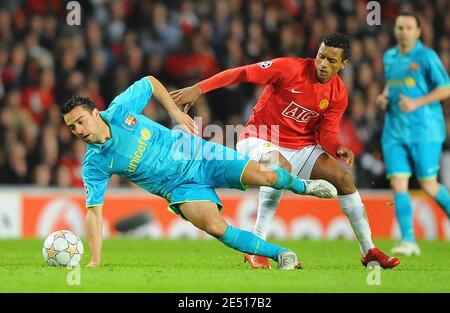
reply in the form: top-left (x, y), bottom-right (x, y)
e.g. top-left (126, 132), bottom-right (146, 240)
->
top-left (236, 137), bottom-right (326, 179)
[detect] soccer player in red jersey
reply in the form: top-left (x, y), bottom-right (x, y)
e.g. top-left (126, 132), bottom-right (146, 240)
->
top-left (171, 33), bottom-right (400, 269)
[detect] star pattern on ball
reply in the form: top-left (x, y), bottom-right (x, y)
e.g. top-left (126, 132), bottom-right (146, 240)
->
top-left (67, 243), bottom-right (79, 257)
top-left (46, 246), bottom-right (58, 260)
top-left (54, 231), bottom-right (66, 239)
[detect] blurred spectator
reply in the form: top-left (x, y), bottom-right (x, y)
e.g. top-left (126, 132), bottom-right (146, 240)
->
top-left (164, 34), bottom-right (219, 84)
top-left (2, 142), bottom-right (29, 184)
top-left (55, 164), bottom-right (72, 187)
top-left (141, 2), bottom-right (181, 56)
top-left (2, 44), bottom-right (26, 88)
top-left (32, 162), bottom-right (52, 186)
top-left (21, 68), bottom-right (55, 124)
top-left (179, 1), bottom-right (199, 36)
top-left (59, 139), bottom-right (85, 187)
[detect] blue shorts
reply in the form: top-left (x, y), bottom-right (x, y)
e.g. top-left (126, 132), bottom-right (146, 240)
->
top-left (381, 141), bottom-right (443, 180)
top-left (167, 152), bottom-right (252, 217)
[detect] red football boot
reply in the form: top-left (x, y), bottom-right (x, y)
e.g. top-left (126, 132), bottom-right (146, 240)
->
top-left (244, 254), bottom-right (272, 269)
top-left (361, 247), bottom-right (400, 269)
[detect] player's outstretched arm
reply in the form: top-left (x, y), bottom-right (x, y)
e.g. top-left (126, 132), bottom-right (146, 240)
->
top-left (170, 58), bottom-right (288, 112)
top-left (147, 76), bottom-right (199, 135)
top-left (170, 66), bottom-right (250, 112)
top-left (85, 205), bottom-right (103, 268)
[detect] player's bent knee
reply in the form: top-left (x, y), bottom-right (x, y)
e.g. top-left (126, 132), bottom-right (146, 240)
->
top-left (278, 158), bottom-right (292, 173)
top-left (261, 151), bottom-right (292, 173)
top-left (203, 220), bottom-right (227, 238)
top-left (390, 177), bottom-right (408, 193)
top-left (419, 180), bottom-right (439, 196)
top-left (335, 170), bottom-right (355, 194)
top-left (334, 169), bottom-right (350, 186)
top-left (264, 170), bottom-right (278, 186)
top-left (242, 161), bottom-right (278, 187)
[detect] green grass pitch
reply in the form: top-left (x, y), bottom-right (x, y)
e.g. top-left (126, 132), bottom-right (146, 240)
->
top-left (0, 239), bottom-right (449, 292)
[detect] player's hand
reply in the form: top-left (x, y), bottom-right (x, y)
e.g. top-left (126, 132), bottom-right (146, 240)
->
top-left (170, 110), bottom-right (199, 135)
top-left (399, 94), bottom-right (419, 112)
top-left (169, 84), bottom-right (202, 113)
top-left (376, 94), bottom-right (389, 110)
top-left (337, 146), bottom-right (354, 168)
top-left (86, 260), bottom-right (100, 268)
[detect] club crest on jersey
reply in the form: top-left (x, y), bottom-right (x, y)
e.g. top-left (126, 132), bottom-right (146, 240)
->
top-left (258, 61), bottom-right (272, 69)
top-left (409, 62), bottom-right (420, 71)
top-left (319, 99), bottom-right (329, 110)
top-left (282, 101), bottom-right (319, 123)
top-left (124, 114), bottom-right (137, 129)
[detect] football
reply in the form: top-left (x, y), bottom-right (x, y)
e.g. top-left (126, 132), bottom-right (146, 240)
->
top-left (42, 230), bottom-right (84, 267)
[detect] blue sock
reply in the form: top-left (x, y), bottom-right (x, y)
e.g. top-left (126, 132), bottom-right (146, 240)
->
top-left (434, 184), bottom-right (450, 218)
top-left (219, 225), bottom-right (287, 261)
top-left (394, 192), bottom-right (415, 242)
top-left (269, 166), bottom-right (306, 194)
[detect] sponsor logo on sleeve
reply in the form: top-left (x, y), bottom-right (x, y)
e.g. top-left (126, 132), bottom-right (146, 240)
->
top-left (258, 61), bottom-right (272, 69)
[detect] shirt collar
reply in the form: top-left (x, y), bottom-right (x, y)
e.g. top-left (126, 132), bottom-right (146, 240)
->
top-left (396, 40), bottom-right (423, 55)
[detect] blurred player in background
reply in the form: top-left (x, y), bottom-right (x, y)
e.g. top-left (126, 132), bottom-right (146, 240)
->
top-left (61, 75), bottom-right (338, 269)
top-left (377, 13), bottom-right (450, 256)
top-left (171, 33), bottom-right (400, 269)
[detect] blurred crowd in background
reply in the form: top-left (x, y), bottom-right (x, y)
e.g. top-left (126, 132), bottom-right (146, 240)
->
top-left (0, 0), bottom-right (449, 189)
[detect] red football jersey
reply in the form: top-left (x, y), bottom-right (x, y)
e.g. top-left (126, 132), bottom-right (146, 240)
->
top-left (198, 57), bottom-right (348, 156)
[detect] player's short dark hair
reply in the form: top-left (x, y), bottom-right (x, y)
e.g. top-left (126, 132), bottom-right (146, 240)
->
top-left (60, 95), bottom-right (97, 116)
top-left (397, 12), bottom-right (421, 28)
top-left (321, 32), bottom-right (350, 61)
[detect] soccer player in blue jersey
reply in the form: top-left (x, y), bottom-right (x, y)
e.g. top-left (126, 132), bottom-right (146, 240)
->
top-left (61, 75), bottom-right (337, 269)
top-left (377, 12), bottom-right (450, 256)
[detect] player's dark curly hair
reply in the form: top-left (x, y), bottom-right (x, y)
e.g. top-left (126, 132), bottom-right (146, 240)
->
top-left (321, 32), bottom-right (350, 61)
top-left (60, 95), bottom-right (97, 116)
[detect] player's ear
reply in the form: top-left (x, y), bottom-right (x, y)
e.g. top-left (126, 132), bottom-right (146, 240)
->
top-left (416, 27), bottom-right (421, 38)
top-left (340, 59), bottom-right (348, 70)
top-left (92, 108), bottom-right (100, 119)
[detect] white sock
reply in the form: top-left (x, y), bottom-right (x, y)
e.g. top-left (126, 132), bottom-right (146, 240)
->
top-left (253, 187), bottom-right (283, 240)
top-left (338, 191), bottom-right (375, 254)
